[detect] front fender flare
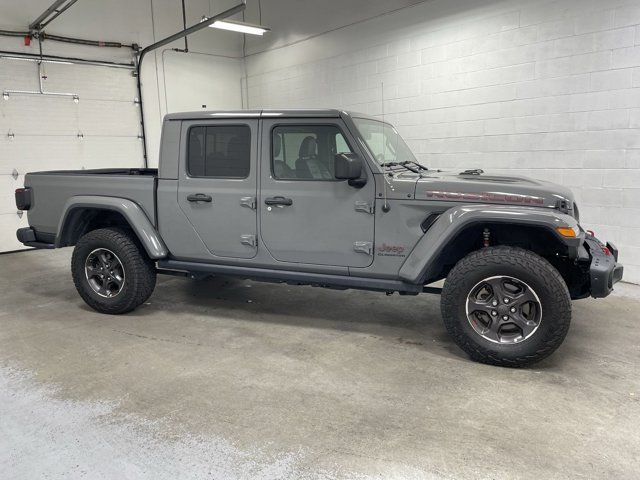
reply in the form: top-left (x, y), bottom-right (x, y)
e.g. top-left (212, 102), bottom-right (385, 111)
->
top-left (399, 204), bottom-right (581, 284)
top-left (56, 195), bottom-right (168, 259)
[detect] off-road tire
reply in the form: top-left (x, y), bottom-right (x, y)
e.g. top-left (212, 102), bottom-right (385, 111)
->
top-left (441, 246), bottom-right (571, 367)
top-left (71, 228), bottom-right (156, 314)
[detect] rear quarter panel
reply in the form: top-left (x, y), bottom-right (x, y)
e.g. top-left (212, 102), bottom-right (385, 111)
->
top-left (25, 173), bottom-right (156, 235)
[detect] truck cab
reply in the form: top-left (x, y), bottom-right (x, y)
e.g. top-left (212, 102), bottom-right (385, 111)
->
top-left (157, 110), bottom-right (379, 274)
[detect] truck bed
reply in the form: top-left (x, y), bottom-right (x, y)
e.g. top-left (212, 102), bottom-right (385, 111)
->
top-left (24, 168), bottom-right (158, 242)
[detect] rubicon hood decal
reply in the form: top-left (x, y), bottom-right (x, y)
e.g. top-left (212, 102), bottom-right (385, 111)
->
top-left (425, 190), bottom-right (545, 205)
top-left (406, 171), bottom-right (575, 208)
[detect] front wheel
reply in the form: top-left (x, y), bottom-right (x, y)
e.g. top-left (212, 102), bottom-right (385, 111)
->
top-left (71, 228), bottom-right (156, 314)
top-left (441, 246), bottom-right (571, 367)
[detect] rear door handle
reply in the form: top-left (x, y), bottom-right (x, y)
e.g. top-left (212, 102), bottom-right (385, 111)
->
top-left (264, 196), bottom-right (293, 206)
top-left (187, 193), bottom-right (212, 203)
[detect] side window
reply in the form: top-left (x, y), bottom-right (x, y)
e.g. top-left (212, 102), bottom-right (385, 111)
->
top-left (272, 125), bottom-right (353, 180)
top-left (188, 125), bottom-right (251, 178)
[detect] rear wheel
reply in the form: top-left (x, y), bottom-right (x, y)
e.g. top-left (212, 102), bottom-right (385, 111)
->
top-left (71, 228), bottom-right (156, 314)
top-left (441, 246), bottom-right (571, 367)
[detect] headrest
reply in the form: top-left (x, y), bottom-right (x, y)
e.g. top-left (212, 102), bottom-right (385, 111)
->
top-left (298, 136), bottom-right (317, 159)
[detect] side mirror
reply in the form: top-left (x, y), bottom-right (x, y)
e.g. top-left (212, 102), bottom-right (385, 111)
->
top-left (334, 153), bottom-right (363, 180)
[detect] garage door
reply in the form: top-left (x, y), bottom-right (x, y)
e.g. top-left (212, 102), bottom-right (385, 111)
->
top-left (0, 58), bottom-right (143, 252)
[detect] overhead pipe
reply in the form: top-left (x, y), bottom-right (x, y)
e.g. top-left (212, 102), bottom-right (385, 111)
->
top-left (0, 29), bottom-right (138, 50)
top-left (0, 50), bottom-right (135, 69)
top-left (181, 0), bottom-right (189, 52)
top-left (39, 32), bottom-right (138, 49)
top-left (136, 0), bottom-right (247, 165)
top-left (0, 29), bottom-right (28, 38)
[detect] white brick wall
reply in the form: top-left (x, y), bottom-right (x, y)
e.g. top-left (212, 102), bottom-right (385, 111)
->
top-left (246, 0), bottom-right (640, 284)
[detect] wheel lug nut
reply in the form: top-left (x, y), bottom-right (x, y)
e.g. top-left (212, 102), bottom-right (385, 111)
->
top-left (504, 298), bottom-right (509, 303)
top-left (491, 310), bottom-right (497, 316)
top-left (502, 315), bottom-right (509, 321)
top-left (492, 300), bottom-right (498, 306)
top-left (510, 307), bottom-right (516, 313)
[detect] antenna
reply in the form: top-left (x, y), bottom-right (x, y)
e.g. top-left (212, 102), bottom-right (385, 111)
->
top-left (381, 82), bottom-right (391, 213)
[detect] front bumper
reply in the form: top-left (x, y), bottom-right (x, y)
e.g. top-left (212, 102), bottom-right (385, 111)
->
top-left (584, 234), bottom-right (623, 298)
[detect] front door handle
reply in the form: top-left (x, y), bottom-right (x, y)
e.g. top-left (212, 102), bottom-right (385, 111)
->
top-left (264, 196), bottom-right (293, 206)
top-left (187, 193), bottom-right (212, 203)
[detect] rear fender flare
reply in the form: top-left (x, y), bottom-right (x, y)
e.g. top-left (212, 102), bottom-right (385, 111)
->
top-left (56, 196), bottom-right (168, 259)
top-left (399, 204), bottom-right (581, 284)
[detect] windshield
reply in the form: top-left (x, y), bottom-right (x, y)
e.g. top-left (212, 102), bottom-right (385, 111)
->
top-left (353, 118), bottom-right (418, 166)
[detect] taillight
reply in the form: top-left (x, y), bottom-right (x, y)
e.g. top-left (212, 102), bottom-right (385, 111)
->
top-left (15, 187), bottom-right (31, 210)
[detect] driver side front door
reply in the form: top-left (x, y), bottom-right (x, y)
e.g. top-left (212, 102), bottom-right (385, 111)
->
top-left (259, 119), bottom-right (376, 268)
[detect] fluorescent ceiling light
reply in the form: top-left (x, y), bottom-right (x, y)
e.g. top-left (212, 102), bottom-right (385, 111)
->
top-left (208, 19), bottom-right (269, 36)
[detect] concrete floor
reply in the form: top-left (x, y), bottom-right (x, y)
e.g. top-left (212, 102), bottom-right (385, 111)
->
top-left (1, 248), bottom-right (639, 480)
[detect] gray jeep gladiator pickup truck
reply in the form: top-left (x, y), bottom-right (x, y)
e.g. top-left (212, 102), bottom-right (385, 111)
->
top-left (15, 109), bottom-right (623, 366)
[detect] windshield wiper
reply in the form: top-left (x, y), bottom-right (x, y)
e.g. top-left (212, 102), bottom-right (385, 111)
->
top-left (380, 161), bottom-right (418, 173)
top-left (400, 160), bottom-right (428, 171)
top-left (379, 161), bottom-right (426, 174)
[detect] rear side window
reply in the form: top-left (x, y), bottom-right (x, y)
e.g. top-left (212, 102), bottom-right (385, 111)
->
top-left (188, 125), bottom-right (251, 178)
top-left (272, 125), bottom-right (353, 180)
